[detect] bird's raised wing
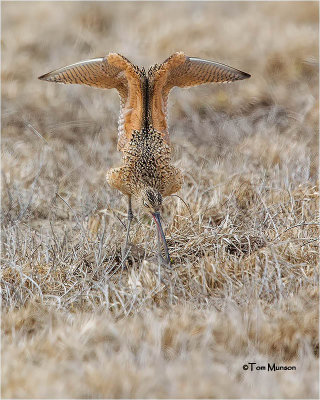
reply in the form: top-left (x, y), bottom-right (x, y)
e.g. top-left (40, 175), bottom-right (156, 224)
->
top-left (149, 52), bottom-right (251, 142)
top-left (39, 53), bottom-right (145, 150)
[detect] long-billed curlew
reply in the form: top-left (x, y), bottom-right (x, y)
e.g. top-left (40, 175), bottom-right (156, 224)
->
top-left (39, 52), bottom-right (250, 265)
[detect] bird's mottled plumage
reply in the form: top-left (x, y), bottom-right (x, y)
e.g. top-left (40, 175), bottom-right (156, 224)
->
top-left (39, 51), bottom-right (250, 264)
top-left (106, 127), bottom-right (182, 198)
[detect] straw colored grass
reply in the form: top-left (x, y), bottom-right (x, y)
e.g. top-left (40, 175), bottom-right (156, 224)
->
top-left (1, 1), bottom-right (319, 398)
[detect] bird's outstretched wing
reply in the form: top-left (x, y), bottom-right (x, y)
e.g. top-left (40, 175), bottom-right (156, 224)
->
top-left (149, 52), bottom-right (251, 142)
top-left (39, 53), bottom-right (145, 150)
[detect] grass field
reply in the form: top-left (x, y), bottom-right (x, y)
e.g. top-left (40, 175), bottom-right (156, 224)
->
top-left (1, 1), bottom-right (319, 398)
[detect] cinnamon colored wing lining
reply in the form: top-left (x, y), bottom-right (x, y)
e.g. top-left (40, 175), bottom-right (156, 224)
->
top-left (149, 52), bottom-right (251, 142)
top-left (39, 53), bottom-right (145, 151)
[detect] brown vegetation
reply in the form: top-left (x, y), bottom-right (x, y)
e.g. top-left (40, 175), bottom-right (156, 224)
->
top-left (1, 2), bottom-right (319, 398)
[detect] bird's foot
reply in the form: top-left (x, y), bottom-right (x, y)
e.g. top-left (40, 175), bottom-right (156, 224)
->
top-left (157, 252), bottom-right (172, 268)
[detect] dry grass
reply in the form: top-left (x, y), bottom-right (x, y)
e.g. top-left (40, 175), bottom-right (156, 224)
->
top-left (1, 1), bottom-right (319, 398)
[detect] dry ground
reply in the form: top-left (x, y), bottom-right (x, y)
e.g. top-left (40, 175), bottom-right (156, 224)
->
top-left (1, 1), bottom-right (319, 398)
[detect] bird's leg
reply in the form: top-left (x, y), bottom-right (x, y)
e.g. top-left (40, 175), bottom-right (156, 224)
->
top-left (156, 228), bottom-right (162, 267)
top-left (152, 212), bottom-right (171, 267)
top-left (122, 195), bottom-right (133, 260)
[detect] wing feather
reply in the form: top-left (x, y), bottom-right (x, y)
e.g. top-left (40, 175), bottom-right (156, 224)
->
top-left (39, 57), bottom-right (126, 91)
top-left (39, 53), bottom-right (145, 150)
top-left (149, 52), bottom-right (251, 142)
top-left (165, 56), bottom-right (251, 89)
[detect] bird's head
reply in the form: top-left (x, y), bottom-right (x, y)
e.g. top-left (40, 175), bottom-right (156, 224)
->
top-left (140, 186), bottom-right (162, 214)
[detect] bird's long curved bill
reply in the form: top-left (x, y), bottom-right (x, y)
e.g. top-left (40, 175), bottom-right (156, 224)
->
top-left (152, 212), bottom-right (171, 266)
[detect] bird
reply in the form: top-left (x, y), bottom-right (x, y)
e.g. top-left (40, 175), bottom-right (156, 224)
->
top-left (39, 51), bottom-right (251, 266)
